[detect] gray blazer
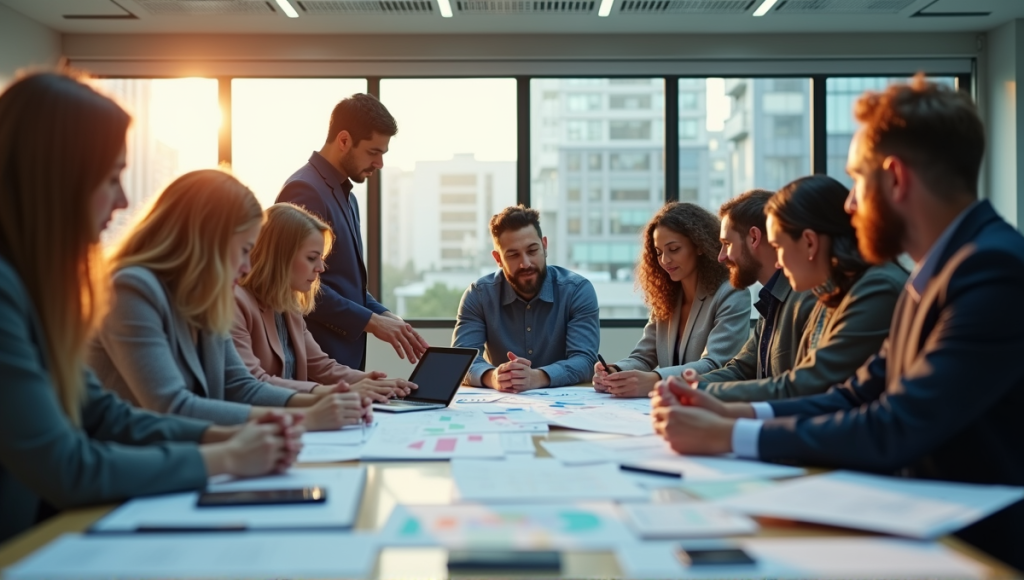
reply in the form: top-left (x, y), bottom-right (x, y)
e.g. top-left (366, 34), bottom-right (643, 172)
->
top-left (701, 272), bottom-right (817, 385)
top-left (0, 257), bottom-right (208, 543)
top-left (614, 280), bottom-right (751, 378)
top-left (704, 262), bottom-right (907, 402)
top-left (89, 267), bottom-right (296, 426)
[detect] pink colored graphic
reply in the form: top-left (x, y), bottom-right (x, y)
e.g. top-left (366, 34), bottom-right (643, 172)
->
top-left (408, 440), bottom-right (425, 450)
top-left (488, 416), bottom-right (510, 422)
top-left (435, 438), bottom-right (457, 452)
top-left (469, 435), bottom-right (483, 442)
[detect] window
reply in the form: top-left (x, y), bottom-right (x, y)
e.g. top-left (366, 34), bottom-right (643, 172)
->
top-left (764, 157), bottom-right (803, 188)
top-left (531, 78), bottom-right (663, 318)
top-left (680, 92), bottom-right (699, 110)
top-left (380, 78), bottom-right (516, 318)
top-left (609, 94), bottom-right (652, 110)
top-left (773, 115), bottom-right (803, 138)
top-left (610, 120), bottom-right (652, 140)
top-left (610, 152), bottom-right (650, 171)
top-left (97, 78), bottom-right (220, 244)
top-left (231, 79), bottom-right (368, 252)
top-left (678, 149), bottom-right (700, 171)
top-left (825, 76), bottom-right (956, 187)
top-left (610, 209), bottom-right (649, 234)
top-left (566, 93), bottom-right (602, 112)
top-left (679, 119), bottom-right (699, 140)
top-left (567, 153), bottom-right (582, 171)
top-left (567, 120), bottom-right (603, 141)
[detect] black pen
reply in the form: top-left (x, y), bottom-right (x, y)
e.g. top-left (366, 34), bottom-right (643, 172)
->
top-left (597, 354), bottom-right (614, 374)
top-left (619, 464), bottom-right (683, 479)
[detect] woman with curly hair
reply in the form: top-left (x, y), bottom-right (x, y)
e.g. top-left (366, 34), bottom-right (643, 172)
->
top-left (593, 202), bottom-right (751, 398)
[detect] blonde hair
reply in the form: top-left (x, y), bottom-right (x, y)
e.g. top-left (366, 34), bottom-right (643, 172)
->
top-left (110, 169), bottom-right (263, 335)
top-left (0, 72), bottom-right (129, 425)
top-left (242, 203), bottom-right (334, 315)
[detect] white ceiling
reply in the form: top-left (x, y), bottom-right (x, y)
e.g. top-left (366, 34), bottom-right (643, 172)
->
top-left (1, 0), bottom-right (1021, 35)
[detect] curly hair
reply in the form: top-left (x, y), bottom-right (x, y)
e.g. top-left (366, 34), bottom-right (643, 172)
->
top-left (636, 202), bottom-right (729, 322)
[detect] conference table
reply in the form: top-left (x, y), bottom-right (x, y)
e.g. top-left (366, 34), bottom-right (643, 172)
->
top-left (0, 427), bottom-right (1018, 578)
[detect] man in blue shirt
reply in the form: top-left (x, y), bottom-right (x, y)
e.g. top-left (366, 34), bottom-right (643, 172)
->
top-left (452, 205), bottom-right (599, 391)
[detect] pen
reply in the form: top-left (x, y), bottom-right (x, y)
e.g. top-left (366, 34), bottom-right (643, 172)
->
top-left (619, 464), bottom-right (683, 479)
top-left (134, 524), bottom-right (248, 533)
top-left (597, 354), bottom-right (614, 374)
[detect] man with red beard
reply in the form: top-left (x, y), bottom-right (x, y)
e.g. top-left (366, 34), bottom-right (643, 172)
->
top-left (701, 190), bottom-right (815, 383)
top-left (650, 75), bottom-right (1024, 569)
top-left (453, 205), bottom-right (599, 391)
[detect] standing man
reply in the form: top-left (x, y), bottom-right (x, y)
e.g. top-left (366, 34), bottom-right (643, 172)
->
top-left (277, 94), bottom-right (427, 370)
top-left (699, 190), bottom-right (815, 385)
top-left (651, 76), bottom-right (1024, 568)
top-left (453, 205), bottom-right (599, 391)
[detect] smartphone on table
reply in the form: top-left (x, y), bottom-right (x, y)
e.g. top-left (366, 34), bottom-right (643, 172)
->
top-left (196, 486), bottom-right (327, 507)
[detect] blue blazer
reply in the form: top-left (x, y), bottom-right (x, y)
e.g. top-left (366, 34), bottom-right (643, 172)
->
top-left (758, 201), bottom-right (1024, 568)
top-left (276, 152), bottom-right (388, 370)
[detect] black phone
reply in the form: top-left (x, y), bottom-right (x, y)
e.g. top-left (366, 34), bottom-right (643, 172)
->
top-left (196, 486), bottom-right (327, 507)
top-left (447, 550), bottom-right (561, 572)
top-left (675, 547), bottom-right (756, 567)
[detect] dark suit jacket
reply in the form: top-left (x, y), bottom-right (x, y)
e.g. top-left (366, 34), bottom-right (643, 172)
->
top-left (759, 201), bottom-right (1024, 569)
top-left (0, 257), bottom-right (208, 543)
top-left (276, 152), bottom-right (389, 370)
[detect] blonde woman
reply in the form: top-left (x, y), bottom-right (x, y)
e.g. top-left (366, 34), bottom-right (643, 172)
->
top-left (88, 169), bottom-right (371, 430)
top-left (233, 203), bottom-right (415, 400)
top-left (0, 72), bottom-right (301, 543)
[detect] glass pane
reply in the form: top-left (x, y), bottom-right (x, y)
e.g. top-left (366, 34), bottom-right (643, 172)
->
top-left (825, 76), bottom-right (957, 187)
top-left (232, 78), bottom-right (368, 249)
top-left (706, 78), bottom-right (813, 210)
top-left (380, 79), bottom-right (517, 319)
top-left (531, 78), bottom-right (665, 319)
top-left (96, 78), bottom-right (219, 244)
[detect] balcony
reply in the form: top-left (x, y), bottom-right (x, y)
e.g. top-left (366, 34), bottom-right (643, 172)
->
top-left (724, 78), bottom-right (748, 98)
top-left (723, 109), bottom-right (749, 142)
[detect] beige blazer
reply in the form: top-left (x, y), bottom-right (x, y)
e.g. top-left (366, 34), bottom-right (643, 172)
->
top-left (232, 286), bottom-right (363, 392)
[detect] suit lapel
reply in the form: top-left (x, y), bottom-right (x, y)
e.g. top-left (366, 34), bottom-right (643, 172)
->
top-left (284, 311), bottom-right (309, 382)
top-left (663, 293), bottom-right (682, 365)
top-left (309, 158), bottom-right (368, 286)
top-left (260, 305), bottom-right (286, 367)
top-left (173, 314), bottom-right (209, 395)
top-left (678, 287), bottom-right (708, 357)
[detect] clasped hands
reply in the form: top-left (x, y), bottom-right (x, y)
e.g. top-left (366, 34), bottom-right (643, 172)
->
top-left (487, 351), bottom-right (550, 393)
top-left (650, 369), bottom-right (755, 455)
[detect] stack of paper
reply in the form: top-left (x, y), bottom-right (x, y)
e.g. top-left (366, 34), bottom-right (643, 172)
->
top-left (5, 533), bottom-right (378, 580)
top-left (620, 503), bottom-right (759, 538)
top-left (380, 502), bottom-right (636, 549)
top-left (616, 538), bottom-right (987, 579)
top-left (298, 424), bottom-right (374, 463)
top-left (360, 422), bottom-right (505, 460)
top-left (450, 458), bottom-right (648, 502)
top-left (717, 470), bottom-right (1024, 539)
top-left (541, 437), bottom-right (806, 481)
top-left (90, 467), bottom-right (366, 532)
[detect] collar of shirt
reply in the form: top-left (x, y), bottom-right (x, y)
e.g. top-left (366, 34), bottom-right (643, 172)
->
top-left (311, 151), bottom-right (353, 196)
top-left (907, 200), bottom-right (981, 300)
top-left (754, 269), bottom-right (783, 319)
top-left (500, 266), bottom-right (555, 306)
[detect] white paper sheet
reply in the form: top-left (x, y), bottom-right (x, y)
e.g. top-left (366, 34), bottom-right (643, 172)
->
top-left (541, 437), bottom-right (806, 481)
top-left (718, 470), bottom-right (1024, 539)
top-left (4, 532), bottom-right (378, 580)
top-left (301, 423), bottom-right (374, 446)
top-left (90, 467), bottom-right (366, 532)
top-left (379, 502), bottom-right (637, 549)
top-left (410, 410), bottom-right (549, 436)
top-left (499, 432), bottom-right (537, 455)
top-left (451, 458), bottom-right (648, 502)
top-left (615, 538), bottom-right (987, 579)
top-left (620, 503), bottom-right (759, 538)
top-left (481, 391), bottom-right (654, 436)
top-left (297, 444), bottom-right (363, 464)
top-left (360, 423), bottom-right (505, 460)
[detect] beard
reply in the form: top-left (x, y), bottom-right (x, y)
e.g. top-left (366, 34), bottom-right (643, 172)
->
top-left (340, 152), bottom-right (375, 184)
top-left (723, 244), bottom-right (762, 290)
top-left (506, 265), bottom-right (547, 298)
top-left (852, 179), bottom-right (905, 264)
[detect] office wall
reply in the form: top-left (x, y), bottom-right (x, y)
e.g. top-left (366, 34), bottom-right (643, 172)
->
top-left (986, 20), bottom-right (1024, 228)
top-left (367, 326), bottom-right (642, 380)
top-left (0, 4), bottom-right (60, 87)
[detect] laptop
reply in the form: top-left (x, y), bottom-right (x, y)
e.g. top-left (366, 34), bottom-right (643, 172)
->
top-left (372, 347), bottom-right (479, 413)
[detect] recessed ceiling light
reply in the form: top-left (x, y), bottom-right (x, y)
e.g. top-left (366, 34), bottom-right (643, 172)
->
top-left (438, 0), bottom-right (454, 17)
top-left (274, 0), bottom-right (300, 17)
top-left (752, 0), bottom-right (778, 17)
top-left (598, 0), bottom-right (614, 17)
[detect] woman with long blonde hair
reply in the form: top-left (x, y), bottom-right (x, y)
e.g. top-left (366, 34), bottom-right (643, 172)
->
top-left (593, 202), bottom-right (751, 398)
top-left (0, 72), bottom-right (300, 543)
top-left (89, 169), bottom-right (371, 430)
top-left (234, 203), bottom-right (415, 400)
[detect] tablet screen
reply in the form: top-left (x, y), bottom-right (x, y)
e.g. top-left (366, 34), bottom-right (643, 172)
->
top-left (406, 349), bottom-right (476, 403)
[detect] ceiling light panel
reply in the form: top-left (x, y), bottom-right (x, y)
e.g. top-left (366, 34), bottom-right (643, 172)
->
top-left (135, 0), bottom-right (277, 14)
top-left (618, 0), bottom-right (754, 14)
top-left (774, 0), bottom-right (916, 13)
